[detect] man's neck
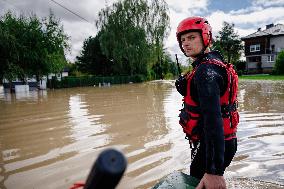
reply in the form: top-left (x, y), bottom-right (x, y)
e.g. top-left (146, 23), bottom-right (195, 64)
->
top-left (190, 48), bottom-right (210, 61)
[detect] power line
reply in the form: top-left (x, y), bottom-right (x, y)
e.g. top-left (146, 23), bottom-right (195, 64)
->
top-left (1, 0), bottom-right (92, 25)
top-left (50, 0), bottom-right (92, 24)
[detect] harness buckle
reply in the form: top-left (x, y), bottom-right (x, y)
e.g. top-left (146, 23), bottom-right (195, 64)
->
top-left (221, 101), bottom-right (238, 118)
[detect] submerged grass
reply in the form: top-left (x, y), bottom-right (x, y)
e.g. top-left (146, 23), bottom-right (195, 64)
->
top-left (239, 75), bottom-right (284, 80)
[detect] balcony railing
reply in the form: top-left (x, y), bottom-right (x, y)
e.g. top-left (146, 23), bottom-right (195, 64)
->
top-left (265, 48), bottom-right (278, 54)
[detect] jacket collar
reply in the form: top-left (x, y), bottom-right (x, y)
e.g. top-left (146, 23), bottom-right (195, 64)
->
top-left (192, 50), bottom-right (224, 68)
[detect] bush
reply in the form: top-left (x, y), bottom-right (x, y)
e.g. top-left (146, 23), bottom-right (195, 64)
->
top-left (48, 74), bottom-right (147, 88)
top-left (237, 70), bottom-right (243, 76)
top-left (164, 73), bottom-right (174, 79)
top-left (273, 50), bottom-right (284, 75)
top-left (235, 60), bottom-right (246, 73)
top-left (133, 74), bottom-right (146, 82)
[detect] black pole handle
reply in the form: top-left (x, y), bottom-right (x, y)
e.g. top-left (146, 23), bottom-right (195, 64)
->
top-left (175, 54), bottom-right (182, 76)
top-left (84, 149), bottom-right (127, 189)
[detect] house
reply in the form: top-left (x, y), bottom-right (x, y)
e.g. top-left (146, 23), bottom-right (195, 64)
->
top-left (2, 67), bottom-right (69, 91)
top-left (241, 23), bottom-right (284, 74)
top-left (48, 67), bottom-right (69, 81)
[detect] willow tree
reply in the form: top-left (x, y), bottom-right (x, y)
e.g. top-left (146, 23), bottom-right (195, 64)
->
top-left (96, 0), bottom-right (170, 76)
top-left (146, 0), bottom-right (170, 69)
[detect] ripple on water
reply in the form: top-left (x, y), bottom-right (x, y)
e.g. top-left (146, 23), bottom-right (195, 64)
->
top-left (1, 81), bottom-right (284, 188)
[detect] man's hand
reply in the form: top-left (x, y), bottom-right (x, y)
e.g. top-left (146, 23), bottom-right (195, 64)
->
top-left (195, 173), bottom-right (226, 189)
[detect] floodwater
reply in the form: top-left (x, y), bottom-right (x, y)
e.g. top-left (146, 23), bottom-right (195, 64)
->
top-left (0, 80), bottom-right (283, 189)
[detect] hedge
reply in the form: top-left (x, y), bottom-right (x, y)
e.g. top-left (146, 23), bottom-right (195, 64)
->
top-left (48, 75), bottom-right (146, 88)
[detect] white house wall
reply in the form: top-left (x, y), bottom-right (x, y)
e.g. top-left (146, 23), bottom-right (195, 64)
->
top-left (270, 36), bottom-right (284, 53)
top-left (261, 55), bottom-right (275, 68)
top-left (62, 72), bottom-right (68, 77)
top-left (246, 59), bottom-right (258, 69)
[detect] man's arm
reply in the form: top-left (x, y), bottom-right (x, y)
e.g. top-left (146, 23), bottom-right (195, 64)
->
top-left (195, 63), bottom-right (225, 175)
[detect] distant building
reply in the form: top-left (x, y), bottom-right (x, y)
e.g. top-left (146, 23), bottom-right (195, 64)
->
top-left (241, 23), bottom-right (284, 74)
top-left (3, 67), bottom-right (69, 90)
top-left (48, 67), bottom-right (69, 81)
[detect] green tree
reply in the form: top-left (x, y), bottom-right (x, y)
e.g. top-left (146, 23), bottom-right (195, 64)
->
top-left (165, 53), bottom-right (180, 78)
top-left (151, 51), bottom-right (177, 79)
top-left (213, 22), bottom-right (243, 64)
top-left (0, 12), bottom-right (23, 86)
top-left (65, 62), bottom-right (80, 76)
top-left (76, 34), bottom-right (113, 75)
top-left (273, 50), bottom-right (284, 75)
top-left (42, 11), bottom-right (69, 78)
top-left (19, 14), bottom-right (46, 82)
top-left (235, 60), bottom-right (246, 75)
top-left (0, 11), bottom-right (69, 90)
top-left (96, 0), bottom-right (170, 76)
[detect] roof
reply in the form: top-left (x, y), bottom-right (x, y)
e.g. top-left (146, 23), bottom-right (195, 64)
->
top-left (241, 24), bottom-right (284, 40)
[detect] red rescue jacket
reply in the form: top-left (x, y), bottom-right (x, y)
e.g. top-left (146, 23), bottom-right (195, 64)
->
top-left (179, 58), bottom-right (239, 142)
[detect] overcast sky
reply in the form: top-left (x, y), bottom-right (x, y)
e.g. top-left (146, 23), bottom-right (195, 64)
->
top-left (1, 0), bottom-right (284, 63)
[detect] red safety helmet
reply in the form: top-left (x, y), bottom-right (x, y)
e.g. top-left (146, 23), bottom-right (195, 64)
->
top-left (176, 17), bottom-right (212, 55)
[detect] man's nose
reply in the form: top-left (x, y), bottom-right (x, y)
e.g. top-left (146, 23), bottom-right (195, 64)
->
top-left (182, 41), bottom-right (189, 46)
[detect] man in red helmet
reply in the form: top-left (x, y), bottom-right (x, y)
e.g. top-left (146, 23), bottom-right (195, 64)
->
top-left (175, 17), bottom-right (239, 189)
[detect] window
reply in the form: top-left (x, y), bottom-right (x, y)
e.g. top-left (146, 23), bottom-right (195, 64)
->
top-left (255, 44), bottom-right (260, 51)
top-left (271, 45), bottom-right (275, 53)
top-left (250, 44), bottom-right (260, 52)
top-left (268, 55), bottom-right (274, 62)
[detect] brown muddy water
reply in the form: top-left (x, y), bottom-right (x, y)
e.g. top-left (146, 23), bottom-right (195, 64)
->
top-left (0, 80), bottom-right (284, 189)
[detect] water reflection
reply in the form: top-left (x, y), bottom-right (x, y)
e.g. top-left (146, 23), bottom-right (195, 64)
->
top-left (238, 81), bottom-right (284, 112)
top-left (0, 89), bottom-right (73, 188)
top-left (230, 81), bottom-right (284, 185)
top-left (68, 94), bottom-right (110, 152)
top-left (116, 81), bottom-right (189, 188)
top-left (0, 89), bottom-right (48, 103)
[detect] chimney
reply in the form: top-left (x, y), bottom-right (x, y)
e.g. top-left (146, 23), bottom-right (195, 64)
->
top-left (266, 23), bottom-right (274, 29)
top-left (257, 28), bottom-right (261, 31)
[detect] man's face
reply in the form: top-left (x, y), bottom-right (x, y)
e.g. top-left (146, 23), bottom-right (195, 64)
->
top-left (180, 31), bottom-right (204, 57)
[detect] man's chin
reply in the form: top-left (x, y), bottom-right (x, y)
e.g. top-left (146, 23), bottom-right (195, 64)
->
top-left (186, 52), bottom-right (196, 57)
top-left (185, 51), bottom-right (192, 56)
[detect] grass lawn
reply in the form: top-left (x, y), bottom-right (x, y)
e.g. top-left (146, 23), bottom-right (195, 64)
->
top-left (239, 74), bottom-right (284, 80)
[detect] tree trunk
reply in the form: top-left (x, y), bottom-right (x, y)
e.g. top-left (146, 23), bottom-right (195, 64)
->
top-left (228, 53), bottom-right (231, 63)
top-left (9, 81), bottom-right (13, 93)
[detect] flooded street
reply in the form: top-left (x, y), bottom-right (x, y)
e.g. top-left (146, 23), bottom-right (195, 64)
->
top-left (0, 80), bottom-right (284, 189)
